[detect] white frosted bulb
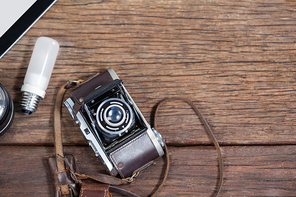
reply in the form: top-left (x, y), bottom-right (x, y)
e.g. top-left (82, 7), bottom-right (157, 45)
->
top-left (21, 37), bottom-right (59, 114)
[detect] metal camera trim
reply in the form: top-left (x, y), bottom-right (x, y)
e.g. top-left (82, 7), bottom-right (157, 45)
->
top-left (64, 97), bottom-right (114, 172)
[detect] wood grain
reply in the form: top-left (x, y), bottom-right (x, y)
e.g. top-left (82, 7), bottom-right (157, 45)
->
top-left (0, 0), bottom-right (296, 196)
top-left (1, 0), bottom-right (296, 145)
top-left (1, 145), bottom-right (296, 196)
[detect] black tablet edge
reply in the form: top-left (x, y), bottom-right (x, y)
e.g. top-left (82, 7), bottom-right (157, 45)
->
top-left (0, 0), bottom-right (57, 59)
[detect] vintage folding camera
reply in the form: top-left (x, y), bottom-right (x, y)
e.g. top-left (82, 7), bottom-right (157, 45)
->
top-left (64, 68), bottom-right (164, 178)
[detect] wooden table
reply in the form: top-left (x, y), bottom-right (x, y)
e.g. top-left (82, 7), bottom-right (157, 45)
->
top-left (1, 0), bottom-right (296, 196)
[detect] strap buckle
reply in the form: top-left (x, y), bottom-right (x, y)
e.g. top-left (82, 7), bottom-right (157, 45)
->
top-left (124, 171), bottom-right (140, 183)
top-left (68, 80), bottom-right (83, 85)
top-left (65, 80), bottom-right (83, 89)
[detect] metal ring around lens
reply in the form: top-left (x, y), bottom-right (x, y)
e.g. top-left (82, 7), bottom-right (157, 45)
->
top-left (96, 98), bottom-right (134, 135)
top-left (103, 104), bottom-right (126, 127)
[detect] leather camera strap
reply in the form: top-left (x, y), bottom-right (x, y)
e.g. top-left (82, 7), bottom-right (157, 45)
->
top-left (54, 80), bottom-right (223, 196)
top-left (154, 98), bottom-right (224, 196)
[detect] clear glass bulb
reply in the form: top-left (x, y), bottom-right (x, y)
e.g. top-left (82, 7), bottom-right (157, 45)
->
top-left (21, 37), bottom-right (59, 114)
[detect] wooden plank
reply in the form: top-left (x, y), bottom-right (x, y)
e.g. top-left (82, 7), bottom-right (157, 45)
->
top-left (0, 0), bottom-right (296, 145)
top-left (1, 145), bottom-right (296, 196)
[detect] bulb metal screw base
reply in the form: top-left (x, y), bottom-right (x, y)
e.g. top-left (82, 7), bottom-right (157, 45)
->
top-left (20, 92), bottom-right (42, 114)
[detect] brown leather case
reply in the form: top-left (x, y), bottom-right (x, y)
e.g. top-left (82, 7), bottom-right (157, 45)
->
top-left (109, 131), bottom-right (160, 177)
top-left (79, 183), bottom-right (110, 197)
top-left (48, 154), bottom-right (112, 197)
top-left (48, 154), bottom-right (81, 197)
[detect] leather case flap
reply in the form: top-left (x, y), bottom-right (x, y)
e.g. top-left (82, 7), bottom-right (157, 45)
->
top-left (109, 131), bottom-right (159, 178)
top-left (70, 70), bottom-right (114, 115)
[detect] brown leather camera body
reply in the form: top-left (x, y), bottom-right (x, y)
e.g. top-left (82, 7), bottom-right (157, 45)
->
top-left (64, 68), bottom-right (164, 178)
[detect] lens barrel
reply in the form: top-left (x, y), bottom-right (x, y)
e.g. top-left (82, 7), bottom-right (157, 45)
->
top-left (96, 98), bottom-right (134, 135)
top-left (0, 83), bottom-right (14, 136)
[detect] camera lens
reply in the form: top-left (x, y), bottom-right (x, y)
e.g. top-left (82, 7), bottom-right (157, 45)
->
top-left (104, 104), bottom-right (126, 127)
top-left (106, 106), bottom-right (123, 123)
top-left (0, 84), bottom-right (14, 136)
top-left (96, 98), bottom-right (134, 135)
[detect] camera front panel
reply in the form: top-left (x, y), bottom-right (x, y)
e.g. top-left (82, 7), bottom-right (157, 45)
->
top-left (81, 80), bottom-right (147, 152)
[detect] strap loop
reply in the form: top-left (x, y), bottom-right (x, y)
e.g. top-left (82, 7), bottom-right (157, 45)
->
top-left (154, 97), bottom-right (224, 196)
